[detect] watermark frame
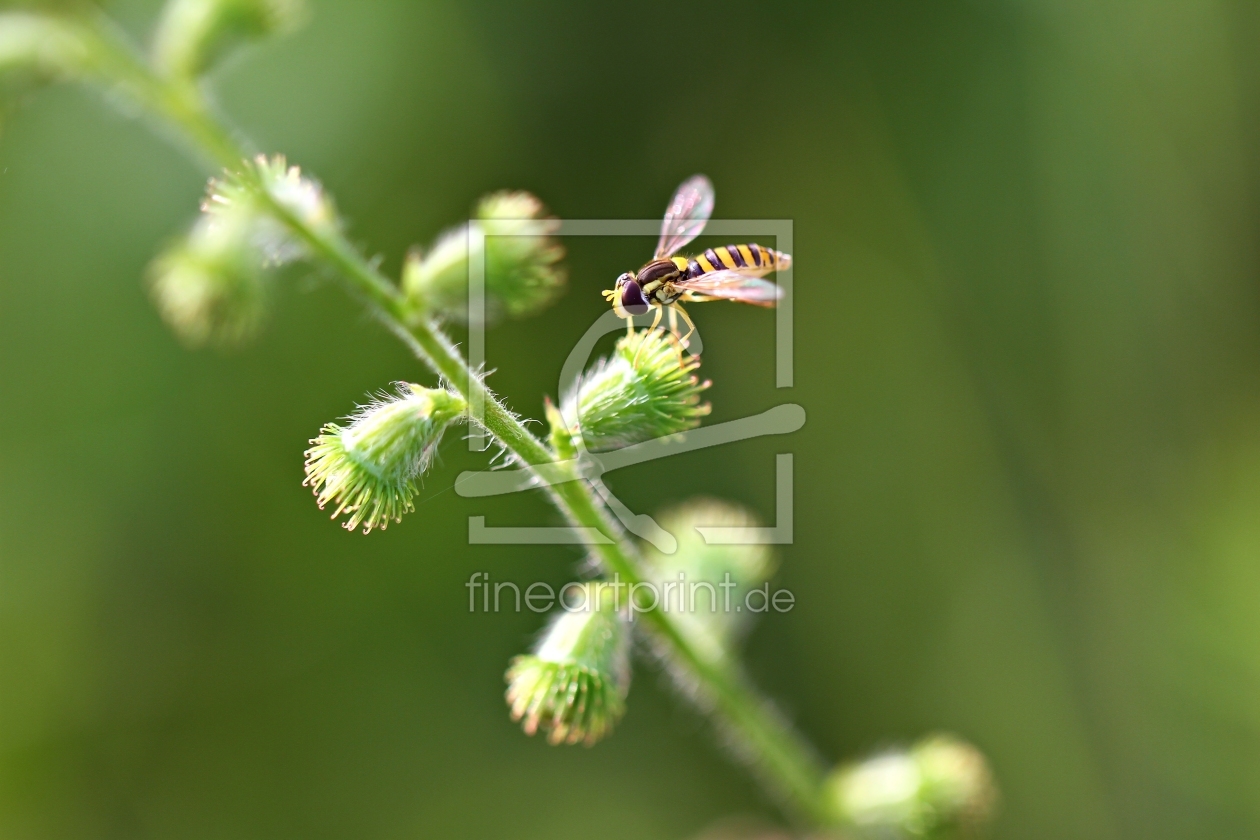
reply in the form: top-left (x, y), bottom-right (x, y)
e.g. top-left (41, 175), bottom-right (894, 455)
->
top-left (460, 217), bottom-right (798, 552)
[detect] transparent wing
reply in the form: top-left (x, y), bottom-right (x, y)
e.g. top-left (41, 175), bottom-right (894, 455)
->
top-left (655, 175), bottom-right (715, 258)
top-left (673, 270), bottom-right (783, 307)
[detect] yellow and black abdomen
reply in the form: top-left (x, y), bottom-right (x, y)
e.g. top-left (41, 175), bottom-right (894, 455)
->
top-left (680, 243), bottom-right (790, 279)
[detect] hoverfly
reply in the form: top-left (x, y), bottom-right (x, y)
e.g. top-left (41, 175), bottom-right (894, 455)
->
top-left (602, 175), bottom-right (790, 343)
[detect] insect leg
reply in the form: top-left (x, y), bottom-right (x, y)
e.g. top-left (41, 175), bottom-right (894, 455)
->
top-left (649, 304), bottom-right (664, 333)
top-left (633, 305), bottom-right (665, 365)
top-left (674, 303), bottom-right (697, 348)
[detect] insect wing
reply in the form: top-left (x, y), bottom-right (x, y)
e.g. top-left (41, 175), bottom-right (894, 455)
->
top-left (654, 175), bottom-right (715, 258)
top-left (673, 270), bottom-right (783, 307)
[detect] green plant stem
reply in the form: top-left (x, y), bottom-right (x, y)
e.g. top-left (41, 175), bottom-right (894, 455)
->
top-left (78, 12), bottom-right (830, 825)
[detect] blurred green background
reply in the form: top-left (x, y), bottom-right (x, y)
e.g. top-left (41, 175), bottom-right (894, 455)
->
top-left (3, 1), bottom-right (1260, 837)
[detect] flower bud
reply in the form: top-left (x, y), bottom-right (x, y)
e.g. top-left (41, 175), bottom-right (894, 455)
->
top-left (641, 499), bottom-right (775, 660)
top-left (211, 154), bottom-right (335, 258)
top-left (0, 13), bottom-right (92, 82)
top-left (152, 0), bottom-right (305, 79)
top-left (825, 735), bottom-right (997, 839)
top-left (148, 156), bottom-right (336, 346)
top-left (246, 153), bottom-right (336, 238)
top-left (506, 583), bottom-right (630, 746)
top-left (401, 191), bottom-right (565, 323)
top-left (562, 329), bottom-right (710, 452)
top-left (148, 193), bottom-right (269, 347)
top-left (303, 384), bottom-right (466, 533)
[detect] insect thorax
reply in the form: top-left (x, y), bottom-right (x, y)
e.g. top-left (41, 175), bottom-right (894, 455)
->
top-left (636, 258), bottom-right (685, 305)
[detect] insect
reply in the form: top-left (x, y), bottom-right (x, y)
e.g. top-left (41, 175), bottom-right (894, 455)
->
top-left (602, 175), bottom-right (790, 343)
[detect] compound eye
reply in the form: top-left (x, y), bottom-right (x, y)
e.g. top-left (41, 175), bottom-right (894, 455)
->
top-left (614, 272), bottom-right (634, 290)
top-left (619, 279), bottom-right (651, 316)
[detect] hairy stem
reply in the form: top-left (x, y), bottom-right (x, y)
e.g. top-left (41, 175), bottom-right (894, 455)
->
top-left (78, 12), bottom-right (829, 824)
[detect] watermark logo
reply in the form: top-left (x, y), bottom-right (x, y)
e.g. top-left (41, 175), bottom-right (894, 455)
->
top-left (465, 571), bottom-right (796, 621)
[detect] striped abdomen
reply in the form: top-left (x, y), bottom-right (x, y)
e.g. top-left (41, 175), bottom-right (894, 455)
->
top-left (678, 243), bottom-right (790, 279)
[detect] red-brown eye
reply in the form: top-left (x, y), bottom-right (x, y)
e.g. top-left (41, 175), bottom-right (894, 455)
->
top-left (619, 279), bottom-right (650, 315)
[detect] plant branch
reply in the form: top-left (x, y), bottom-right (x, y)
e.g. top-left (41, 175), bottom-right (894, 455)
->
top-left (75, 12), bottom-right (830, 825)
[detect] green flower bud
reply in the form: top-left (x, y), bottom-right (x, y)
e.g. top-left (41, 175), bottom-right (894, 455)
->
top-left (246, 153), bottom-right (336, 237)
top-left (562, 329), bottom-right (711, 452)
top-left (148, 193), bottom-right (269, 347)
top-left (212, 154), bottom-right (336, 257)
top-left (147, 155), bottom-right (336, 346)
top-left (152, 0), bottom-right (305, 79)
top-left (825, 735), bottom-right (997, 839)
top-left (506, 583), bottom-right (630, 746)
top-left (0, 13), bottom-right (92, 82)
top-left (401, 191), bottom-right (566, 323)
top-left (641, 499), bottom-right (775, 660)
top-left (303, 384), bottom-right (466, 534)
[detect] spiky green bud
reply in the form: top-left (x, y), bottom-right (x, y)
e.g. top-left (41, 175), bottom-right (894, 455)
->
top-left (216, 154), bottom-right (336, 252)
top-left (561, 329), bottom-right (710, 452)
top-left (825, 735), bottom-right (998, 839)
top-left (641, 499), bottom-right (775, 660)
top-left (303, 384), bottom-right (466, 534)
top-left (0, 13), bottom-right (93, 81)
top-left (506, 583), bottom-right (630, 746)
top-left (152, 0), bottom-right (305, 79)
top-left (401, 191), bottom-right (566, 323)
top-left (148, 155), bottom-right (333, 346)
top-left (148, 190), bottom-right (270, 347)
top-left (649, 500), bottom-right (775, 590)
